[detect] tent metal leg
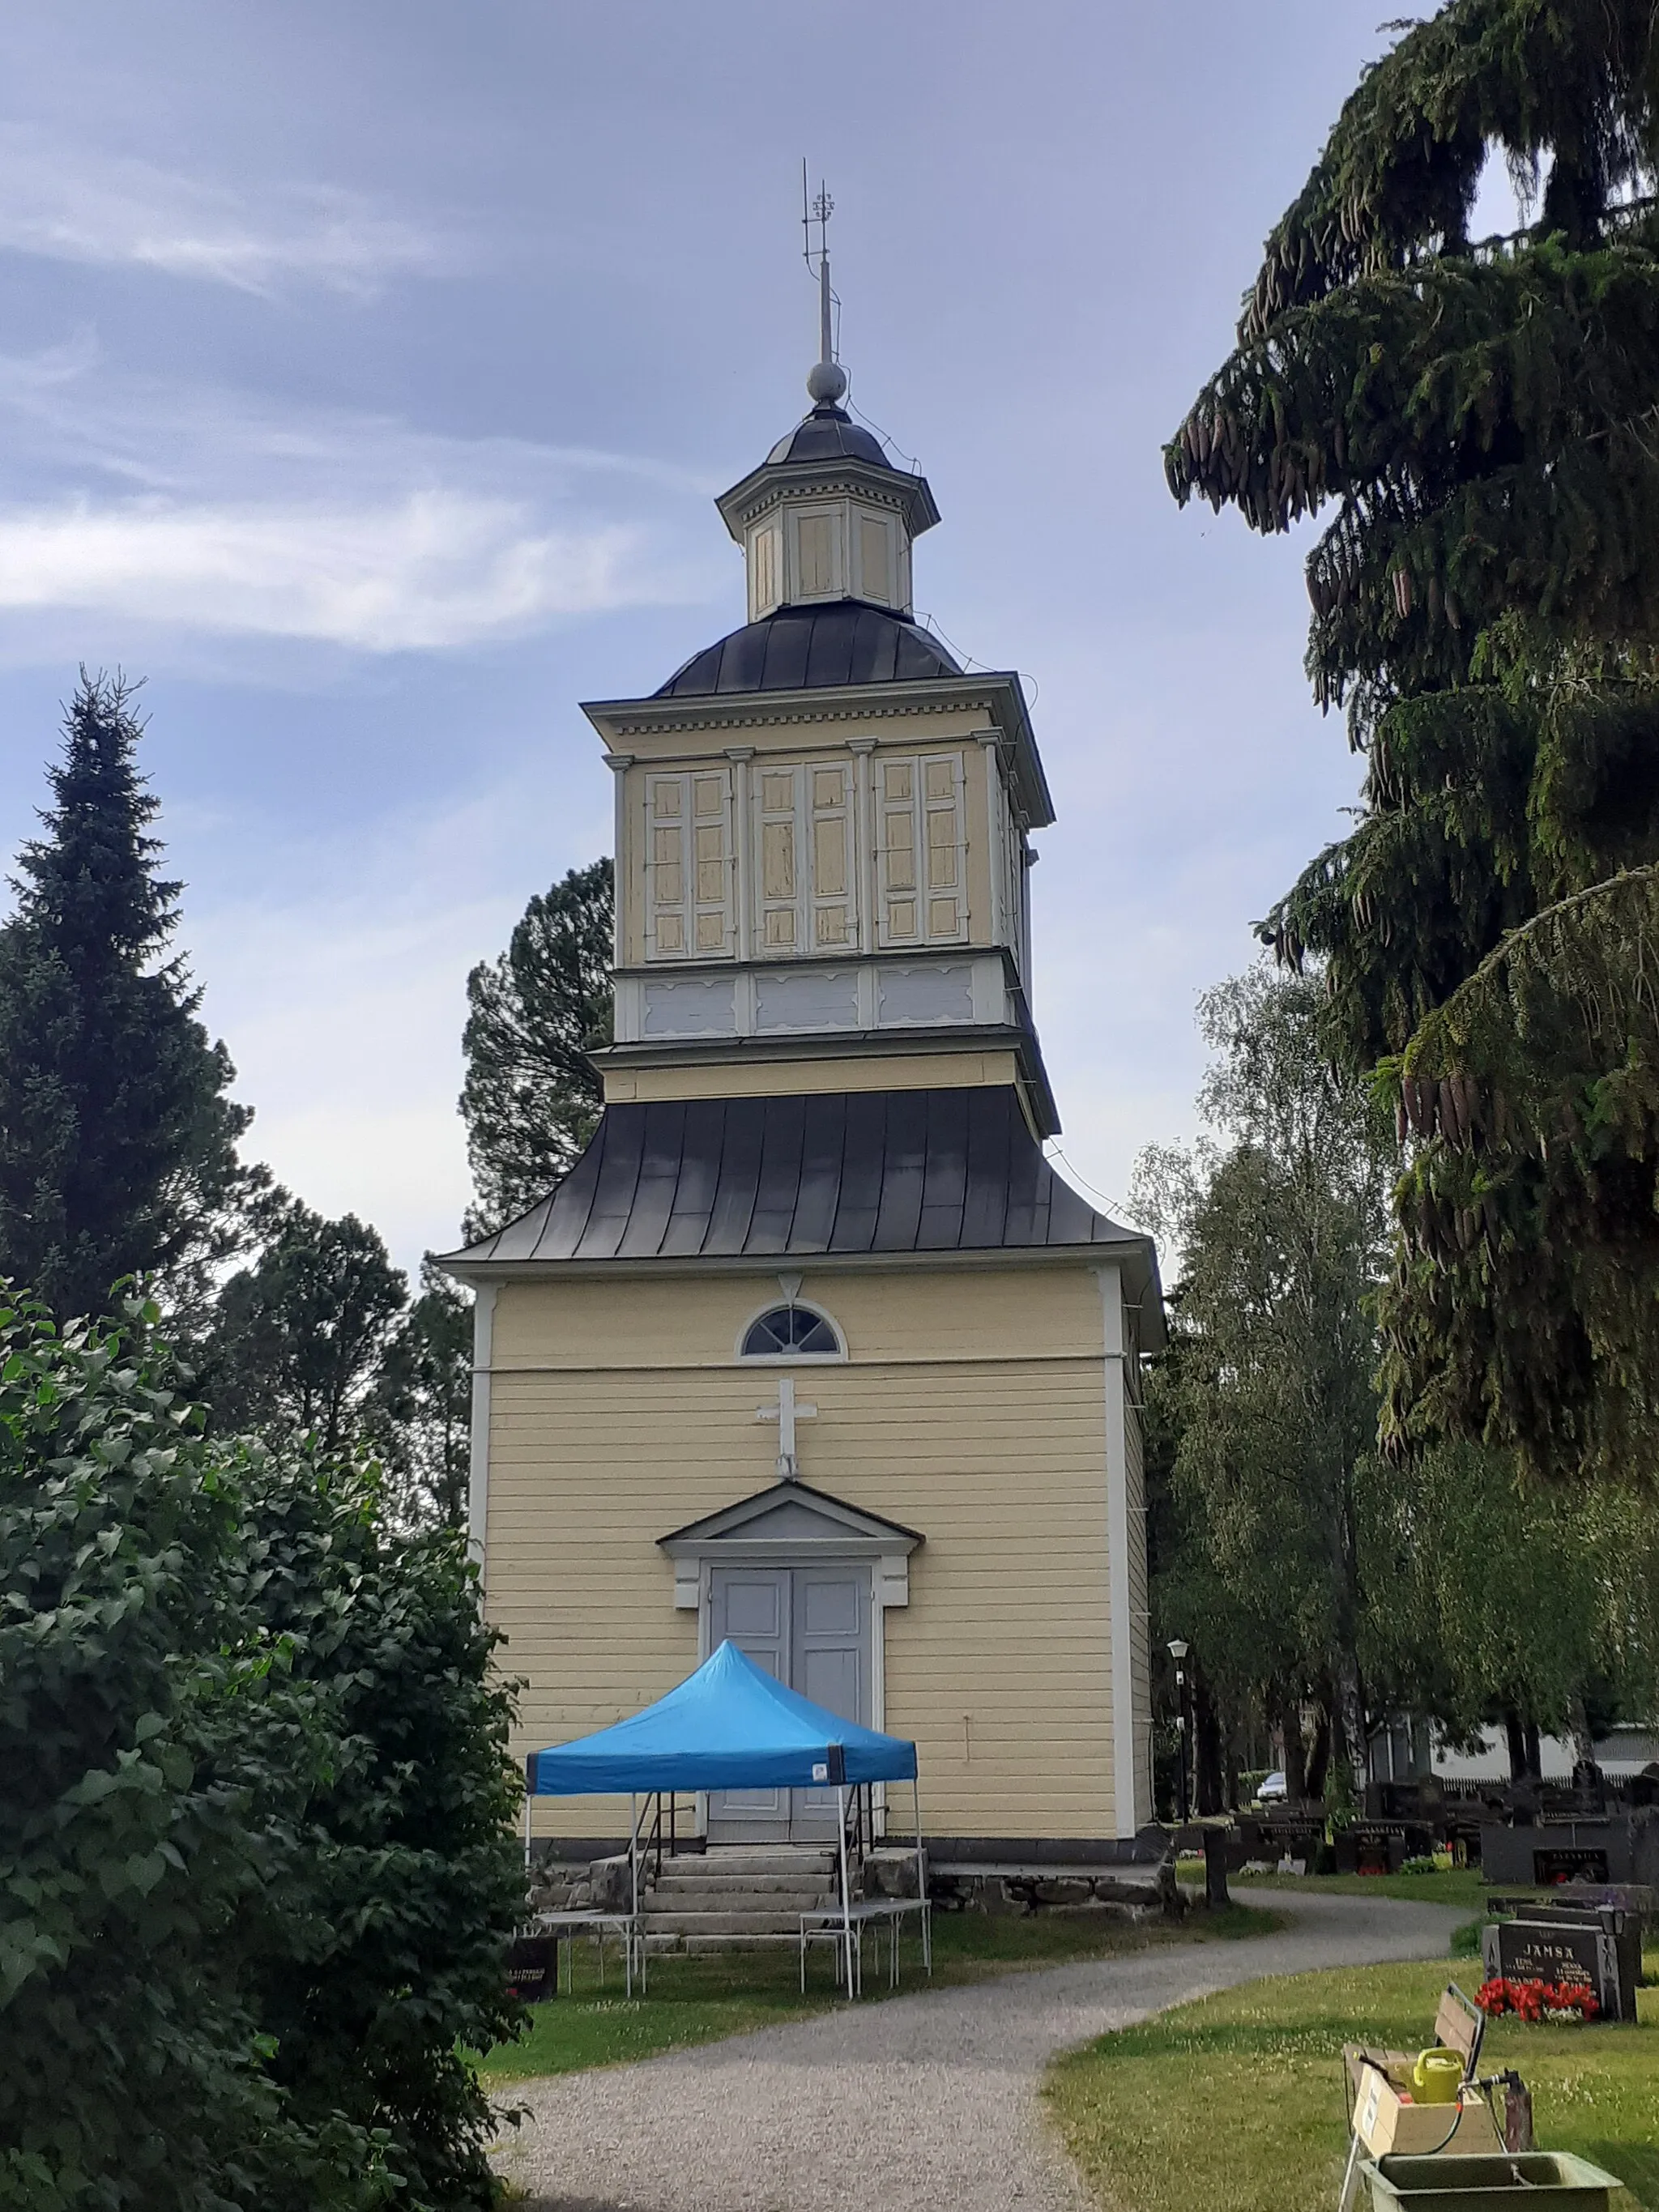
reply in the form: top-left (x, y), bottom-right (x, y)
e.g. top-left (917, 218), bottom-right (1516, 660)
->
top-left (523, 1791), bottom-right (532, 1873)
top-left (629, 1792), bottom-right (638, 2000)
top-left (912, 1775), bottom-right (931, 1972)
top-left (836, 1783), bottom-right (854, 2000)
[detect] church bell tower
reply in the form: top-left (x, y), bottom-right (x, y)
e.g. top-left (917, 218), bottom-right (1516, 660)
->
top-left (585, 239), bottom-right (1059, 1133)
top-left (444, 212), bottom-right (1162, 1852)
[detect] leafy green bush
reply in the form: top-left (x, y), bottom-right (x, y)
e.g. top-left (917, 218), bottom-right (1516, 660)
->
top-left (0, 1292), bottom-right (523, 2210)
top-left (233, 1443), bottom-right (527, 2207)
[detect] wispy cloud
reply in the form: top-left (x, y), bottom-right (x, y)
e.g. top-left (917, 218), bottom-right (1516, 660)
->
top-left (0, 493), bottom-right (658, 650)
top-left (0, 126), bottom-right (450, 296)
top-left (0, 343), bottom-right (723, 654)
top-left (186, 775), bottom-right (612, 1266)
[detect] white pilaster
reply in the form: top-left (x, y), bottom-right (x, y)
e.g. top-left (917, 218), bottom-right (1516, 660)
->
top-left (467, 1283), bottom-right (497, 1578)
top-left (849, 736), bottom-right (876, 956)
top-left (726, 746), bottom-right (754, 962)
top-left (606, 753), bottom-right (633, 970)
top-left (979, 731), bottom-right (1006, 948)
top-left (1097, 1262), bottom-right (1139, 1838)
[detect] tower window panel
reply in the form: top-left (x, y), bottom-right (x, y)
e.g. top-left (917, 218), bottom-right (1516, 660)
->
top-left (695, 824), bottom-right (725, 903)
top-left (751, 757), bottom-right (864, 957)
top-left (919, 752), bottom-right (967, 941)
top-left (755, 765), bottom-right (802, 951)
top-left (753, 523), bottom-right (781, 616)
top-left (813, 816), bottom-right (847, 896)
top-left (876, 751), bottom-right (966, 947)
top-left (645, 768), bottom-right (734, 962)
top-left (858, 513), bottom-right (892, 603)
top-left (809, 759), bottom-right (855, 948)
top-left (761, 821), bottom-right (795, 900)
top-left (795, 509), bottom-right (838, 597)
top-left (883, 830), bottom-right (915, 891)
top-left (653, 829), bottom-right (684, 905)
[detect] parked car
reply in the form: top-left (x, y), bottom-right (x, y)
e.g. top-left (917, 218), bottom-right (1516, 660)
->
top-left (1258, 1770), bottom-right (1288, 1802)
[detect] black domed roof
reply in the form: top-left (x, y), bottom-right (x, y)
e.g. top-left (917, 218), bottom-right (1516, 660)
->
top-left (765, 403), bottom-right (895, 471)
top-left (655, 600), bottom-right (962, 698)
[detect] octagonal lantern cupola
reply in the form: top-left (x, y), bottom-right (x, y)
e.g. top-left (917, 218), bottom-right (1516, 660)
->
top-left (717, 338), bottom-right (940, 624)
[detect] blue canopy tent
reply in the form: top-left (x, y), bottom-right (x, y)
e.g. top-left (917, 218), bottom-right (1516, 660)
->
top-left (523, 1640), bottom-right (927, 1994)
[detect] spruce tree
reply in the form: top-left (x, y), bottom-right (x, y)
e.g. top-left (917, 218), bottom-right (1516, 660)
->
top-left (368, 1258), bottom-right (473, 1529)
top-left (1165, 0), bottom-right (1659, 1480)
top-left (207, 1200), bottom-right (407, 1457)
top-left (459, 855), bottom-right (612, 1233)
top-left (0, 672), bottom-right (258, 1323)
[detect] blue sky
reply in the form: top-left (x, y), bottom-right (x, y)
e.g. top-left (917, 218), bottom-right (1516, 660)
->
top-left (0, 2), bottom-right (1431, 1269)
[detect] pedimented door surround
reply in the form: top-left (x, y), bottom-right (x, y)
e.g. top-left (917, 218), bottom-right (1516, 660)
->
top-left (659, 1480), bottom-right (923, 1839)
top-left (704, 1562), bottom-right (869, 1839)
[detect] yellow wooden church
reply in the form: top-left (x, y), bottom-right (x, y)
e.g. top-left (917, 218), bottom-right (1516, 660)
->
top-left (443, 295), bottom-right (1162, 1854)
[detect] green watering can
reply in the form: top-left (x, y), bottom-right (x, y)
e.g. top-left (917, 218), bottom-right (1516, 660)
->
top-left (1410, 2048), bottom-right (1464, 2105)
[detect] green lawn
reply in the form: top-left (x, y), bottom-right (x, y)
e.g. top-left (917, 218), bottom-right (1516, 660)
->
top-left (1177, 1853), bottom-right (1487, 1912)
top-left (476, 1899), bottom-right (1279, 2082)
top-left (1230, 1865), bottom-right (1490, 1910)
top-left (1047, 1946), bottom-right (1659, 2212)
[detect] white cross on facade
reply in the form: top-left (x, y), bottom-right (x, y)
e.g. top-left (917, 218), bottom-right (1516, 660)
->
top-left (756, 1375), bottom-right (817, 1481)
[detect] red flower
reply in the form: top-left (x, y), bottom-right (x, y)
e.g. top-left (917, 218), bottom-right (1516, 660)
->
top-left (1475, 1974), bottom-right (1597, 2022)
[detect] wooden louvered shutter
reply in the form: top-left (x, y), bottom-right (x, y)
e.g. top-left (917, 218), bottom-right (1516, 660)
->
top-left (646, 769), bottom-right (732, 960)
top-left (920, 752), bottom-right (966, 941)
top-left (808, 762), bottom-right (854, 948)
top-left (876, 752), bottom-right (966, 947)
top-left (757, 766), bottom-right (800, 950)
top-left (876, 757), bottom-right (919, 944)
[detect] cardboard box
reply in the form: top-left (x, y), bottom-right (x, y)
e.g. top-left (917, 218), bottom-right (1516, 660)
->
top-left (1345, 2048), bottom-right (1502, 2158)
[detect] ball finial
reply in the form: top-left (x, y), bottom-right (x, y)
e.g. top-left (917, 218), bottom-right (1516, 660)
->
top-left (807, 358), bottom-right (848, 407)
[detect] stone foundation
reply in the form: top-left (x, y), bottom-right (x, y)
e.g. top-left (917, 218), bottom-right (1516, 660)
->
top-left (525, 1835), bottom-right (1180, 1922)
top-left (923, 1864), bottom-right (1176, 1919)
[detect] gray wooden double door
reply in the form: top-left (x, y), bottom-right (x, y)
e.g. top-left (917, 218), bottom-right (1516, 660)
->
top-left (707, 1562), bottom-right (871, 1842)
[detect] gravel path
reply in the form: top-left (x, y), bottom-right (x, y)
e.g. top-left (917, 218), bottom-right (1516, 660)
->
top-left (497, 1889), bottom-right (1461, 2212)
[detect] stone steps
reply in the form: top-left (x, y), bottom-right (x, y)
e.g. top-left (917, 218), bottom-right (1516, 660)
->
top-left (650, 1873), bottom-right (830, 1901)
top-left (663, 1848), bottom-right (838, 1876)
top-left (644, 1931), bottom-right (804, 1955)
top-left (638, 1844), bottom-right (845, 1950)
top-left (642, 1907), bottom-right (834, 1937)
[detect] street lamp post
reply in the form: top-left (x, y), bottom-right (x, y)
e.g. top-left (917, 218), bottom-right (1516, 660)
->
top-left (1167, 1639), bottom-right (1191, 1826)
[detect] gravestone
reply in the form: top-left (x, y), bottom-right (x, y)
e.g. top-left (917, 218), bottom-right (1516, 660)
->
top-left (506, 1933), bottom-right (561, 2002)
top-left (1335, 1823), bottom-right (1410, 1876)
top-left (1480, 1914), bottom-right (1636, 2022)
top-left (1479, 1807), bottom-right (1659, 1890)
top-left (1203, 1824), bottom-right (1230, 1907)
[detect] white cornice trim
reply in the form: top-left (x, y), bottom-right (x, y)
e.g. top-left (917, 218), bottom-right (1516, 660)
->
top-left (585, 673), bottom-right (1053, 827)
top-left (593, 689), bottom-right (1007, 740)
top-left (445, 1240), bottom-right (1149, 1288)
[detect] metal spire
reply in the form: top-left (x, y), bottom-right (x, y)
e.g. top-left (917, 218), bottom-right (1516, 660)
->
top-left (801, 163), bottom-right (847, 407)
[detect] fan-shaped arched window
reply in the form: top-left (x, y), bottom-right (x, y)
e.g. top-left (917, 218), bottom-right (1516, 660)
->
top-left (740, 1304), bottom-right (842, 1357)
